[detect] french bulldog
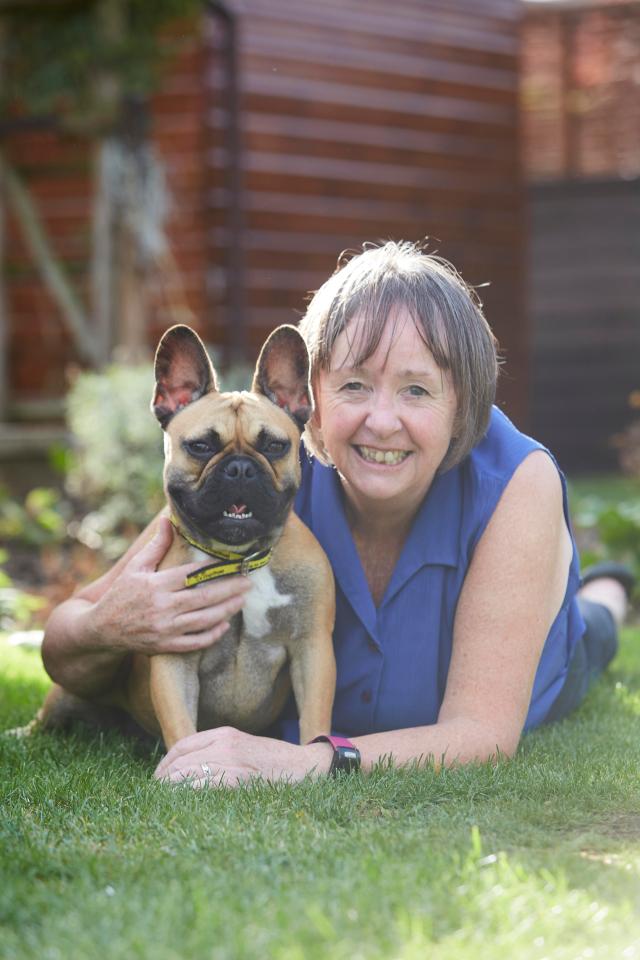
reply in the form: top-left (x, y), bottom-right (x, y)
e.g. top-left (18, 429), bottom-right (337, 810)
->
top-left (33, 324), bottom-right (336, 751)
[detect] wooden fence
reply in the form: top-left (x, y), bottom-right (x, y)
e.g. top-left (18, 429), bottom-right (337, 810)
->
top-left (528, 177), bottom-right (640, 471)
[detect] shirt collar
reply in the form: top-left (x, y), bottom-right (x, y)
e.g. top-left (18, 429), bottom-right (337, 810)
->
top-left (309, 459), bottom-right (461, 626)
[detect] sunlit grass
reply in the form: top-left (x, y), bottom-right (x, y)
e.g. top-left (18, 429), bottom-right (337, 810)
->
top-left (1, 626), bottom-right (640, 960)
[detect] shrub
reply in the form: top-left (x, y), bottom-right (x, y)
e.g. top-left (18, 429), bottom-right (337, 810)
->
top-left (0, 548), bottom-right (47, 631)
top-left (64, 363), bottom-right (165, 558)
top-left (0, 487), bottom-right (68, 547)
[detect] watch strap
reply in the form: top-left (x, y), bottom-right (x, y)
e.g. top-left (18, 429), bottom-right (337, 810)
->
top-left (310, 734), bottom-right (361, 775)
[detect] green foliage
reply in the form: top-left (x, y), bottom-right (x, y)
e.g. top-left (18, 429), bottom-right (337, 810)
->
top-left (570, 477), bottom-right (640, 591)
top-left (598, 504), bottom-right (640, 558)
top-left (64, 362), bottom-right (165, 558)
top-left (3, 0), bottom-right (203, 123)
top-left (0, 486), bottom-right (68, 548)
top-left (0, 550), bottom-right (46, 632)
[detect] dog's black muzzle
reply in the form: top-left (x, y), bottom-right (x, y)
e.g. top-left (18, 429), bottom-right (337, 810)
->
top-left (168, 454), bottom-right (296, 547)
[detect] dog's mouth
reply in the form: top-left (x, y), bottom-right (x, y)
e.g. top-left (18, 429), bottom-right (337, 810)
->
top-left (222, 502), bottom-right (253, 521)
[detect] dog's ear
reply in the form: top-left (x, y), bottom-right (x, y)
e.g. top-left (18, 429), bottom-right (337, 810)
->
top-left (252, 325), bottom-right (311, 431)
top-left (152, 325), bottom-right (219, 428)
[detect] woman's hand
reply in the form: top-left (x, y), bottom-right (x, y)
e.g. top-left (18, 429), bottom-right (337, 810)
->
top-left (42, 516), bottom-right (252, 696)
top-left (154, 726), bottom-right (333, 788)
top-left (84, 517), bottom-right (252, 656)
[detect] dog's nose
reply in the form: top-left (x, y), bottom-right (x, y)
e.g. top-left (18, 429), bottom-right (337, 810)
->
top-left (221, 456), bottom-right (257, 482)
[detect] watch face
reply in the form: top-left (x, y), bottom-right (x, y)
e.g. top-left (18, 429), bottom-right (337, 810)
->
top-left (330, 744), bottom-right (361, 775)
top-left (310, 735), bottom-right (361, 775)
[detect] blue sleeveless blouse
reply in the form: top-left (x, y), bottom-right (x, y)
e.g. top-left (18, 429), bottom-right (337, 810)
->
top-left (281, 406), bottom-right (585, 743)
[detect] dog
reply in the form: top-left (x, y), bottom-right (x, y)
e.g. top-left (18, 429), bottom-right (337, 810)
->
top-left (32, 324), bottom-right (336, 750)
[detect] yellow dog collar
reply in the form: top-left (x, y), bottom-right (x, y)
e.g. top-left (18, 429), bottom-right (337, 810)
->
top-left (169, 515), bottom-right (272, 588)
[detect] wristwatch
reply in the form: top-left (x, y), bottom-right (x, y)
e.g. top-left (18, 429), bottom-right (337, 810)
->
top-left (310, 734), bottom-right (361, 775)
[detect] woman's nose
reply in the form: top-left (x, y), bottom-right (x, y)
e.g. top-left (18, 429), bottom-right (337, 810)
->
top-left (364, 392), bottom-right (402, 436)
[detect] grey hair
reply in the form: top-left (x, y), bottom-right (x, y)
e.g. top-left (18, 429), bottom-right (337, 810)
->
top-left (298, 240), bottom-right (499, 472)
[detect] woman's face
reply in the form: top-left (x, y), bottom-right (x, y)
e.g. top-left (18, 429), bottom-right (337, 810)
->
top-left (312, 308), bottom-right (458, 520)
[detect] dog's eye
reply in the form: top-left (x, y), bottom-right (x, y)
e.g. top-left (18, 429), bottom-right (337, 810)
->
top-left (263, 439), bottom-right (290, 457)
top-left (184, 439), bottom-right (215, 460)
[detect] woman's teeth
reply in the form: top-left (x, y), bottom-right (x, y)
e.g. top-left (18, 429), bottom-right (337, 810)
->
top-left (356, 445), bottom-right (409, 465)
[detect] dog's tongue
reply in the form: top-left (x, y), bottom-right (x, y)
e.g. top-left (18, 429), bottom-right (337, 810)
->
top-left (228, 503), bottom-right (248, 516)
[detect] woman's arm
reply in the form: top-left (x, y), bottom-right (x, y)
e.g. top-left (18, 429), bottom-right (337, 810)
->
top-left (42, 516), bottom-right (251, 699)
top-left (155, 450), bottom-right (573, 785)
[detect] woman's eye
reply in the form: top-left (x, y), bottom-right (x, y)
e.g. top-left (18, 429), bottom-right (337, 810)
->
top-left (407, 385), bottom-right (429, 397)
top-left (343, 381), bottom-right (364, 392)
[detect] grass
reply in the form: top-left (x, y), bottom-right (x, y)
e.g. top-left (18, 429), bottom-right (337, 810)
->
top-left (1, 626), bottom-right (640, 960)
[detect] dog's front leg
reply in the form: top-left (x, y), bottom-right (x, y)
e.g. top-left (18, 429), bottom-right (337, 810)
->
top-left (290, 631), bottom-right (336, 746)
top-left (149, 653), bottom-right (200, 749)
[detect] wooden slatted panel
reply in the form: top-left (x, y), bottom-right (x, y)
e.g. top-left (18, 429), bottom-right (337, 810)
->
top-left (522, 1), bottom-right (640, 180)
top-left (529, 179), bottom-right (640, 471)
top-left (4, 0), bottom-right (525, 425)
top-left (204, 0), bottom-right (526, 420)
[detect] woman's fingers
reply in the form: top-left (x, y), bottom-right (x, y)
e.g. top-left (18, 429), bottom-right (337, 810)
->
top-left (172, 592), bottom-right (246, 634)
top-left (155, 565), bottom-right (251, 601)
top-left (153, 619), bottom-right (232, 654)
top-left (155, 728), bottom-right (230, 777)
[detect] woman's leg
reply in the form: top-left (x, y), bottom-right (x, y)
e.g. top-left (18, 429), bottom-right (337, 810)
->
top-left (579, 576), bottom-right (627, 628)
top-left (544, 576), bottom-right (628, 724)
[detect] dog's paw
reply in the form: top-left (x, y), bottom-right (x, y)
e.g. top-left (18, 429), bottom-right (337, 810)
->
top-left (3, 718), bottom-right (40, 739)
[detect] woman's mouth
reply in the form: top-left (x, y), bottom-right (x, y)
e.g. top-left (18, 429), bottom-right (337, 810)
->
top-left (354, 445), bottom-right (411, 465)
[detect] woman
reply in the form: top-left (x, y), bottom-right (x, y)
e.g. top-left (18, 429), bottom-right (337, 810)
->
top-left (42, 241), bottom-right (631, 785)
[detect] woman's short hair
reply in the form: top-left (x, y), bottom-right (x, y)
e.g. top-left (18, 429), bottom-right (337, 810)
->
top-left (298, 240), bottom-right (499, 472)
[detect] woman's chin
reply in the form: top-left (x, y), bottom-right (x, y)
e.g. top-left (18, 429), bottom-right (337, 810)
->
top-left (342, 459), bottom-right (416, 503)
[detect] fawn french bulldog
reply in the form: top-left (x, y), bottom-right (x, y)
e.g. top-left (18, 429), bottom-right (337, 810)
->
top-left (33, 324), bottom-right (336, 750)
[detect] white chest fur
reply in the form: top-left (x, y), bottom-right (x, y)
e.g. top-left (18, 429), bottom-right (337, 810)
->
top-left (242, 565), bottom-right (291, 638)
top-left (188, 546), bottom-right (291, 640)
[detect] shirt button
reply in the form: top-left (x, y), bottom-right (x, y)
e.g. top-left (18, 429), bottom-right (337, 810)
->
top-left (361, 689), bottom-right (372, 704)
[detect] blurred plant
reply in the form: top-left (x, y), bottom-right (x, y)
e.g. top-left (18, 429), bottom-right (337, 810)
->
top-left (611, 390), bottom-right (640, 479)
top-left (0, 549), bottom-right (47, 633)
top-left (2, 0), bottom-right (204, 127)
top-left (571, 481), bottom-right (640, 599)
top-left (0, 487), bottom-right (69, 547)
top-left (564, 389), bottom-right (640, 598)
top-left (64, 362), bottom-right (165, 559)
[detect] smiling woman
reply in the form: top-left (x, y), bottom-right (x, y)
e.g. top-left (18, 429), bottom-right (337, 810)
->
top-left (267, 240), bottom-right (630, 760)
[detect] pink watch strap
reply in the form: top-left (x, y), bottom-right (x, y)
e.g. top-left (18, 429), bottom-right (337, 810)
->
top-left (314, 735), bottom-right (356, 749)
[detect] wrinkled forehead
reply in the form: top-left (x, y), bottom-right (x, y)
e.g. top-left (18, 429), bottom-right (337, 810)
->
top-left (165, 391), bottom-right (297, 441)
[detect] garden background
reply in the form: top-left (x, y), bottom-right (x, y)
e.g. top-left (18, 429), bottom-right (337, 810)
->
top-left (1, 1), bottom-right (640, 958)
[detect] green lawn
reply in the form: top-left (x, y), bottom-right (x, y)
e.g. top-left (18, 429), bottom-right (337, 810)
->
top-left (1, 628), bottom-right (640, 960)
